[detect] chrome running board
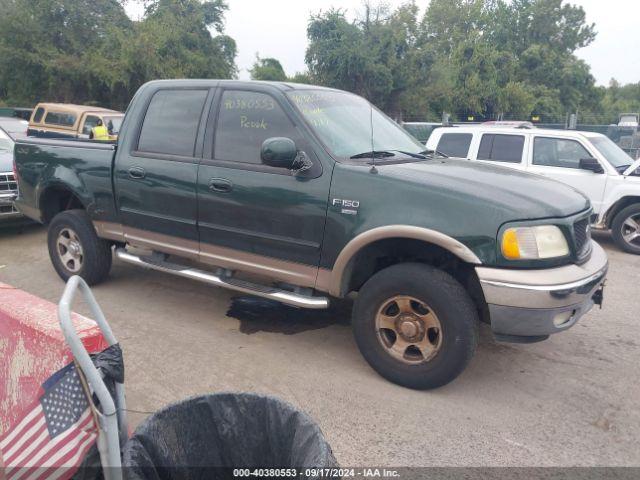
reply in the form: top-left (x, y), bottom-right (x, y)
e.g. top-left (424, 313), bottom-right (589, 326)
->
top-left (114, 248), bottom-right (329, 309)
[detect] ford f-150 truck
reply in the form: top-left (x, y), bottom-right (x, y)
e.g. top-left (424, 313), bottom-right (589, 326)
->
top-left (14, 80), bottom-right (608, 389)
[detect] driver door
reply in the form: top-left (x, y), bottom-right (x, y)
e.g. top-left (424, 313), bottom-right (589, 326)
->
top-left (527, 136), bottom-right (608, 214)
top-left (196, 87), bottom-right (331, 286)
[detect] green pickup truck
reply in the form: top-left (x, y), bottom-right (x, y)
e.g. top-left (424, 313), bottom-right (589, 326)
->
top-left (14, 80), bottom-right (608, 389)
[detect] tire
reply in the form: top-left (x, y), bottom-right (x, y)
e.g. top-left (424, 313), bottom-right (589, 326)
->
top-left (352, 263), bottom-right (479, 390)
top-left (48, 209), bottom-right (112, 285)
top-left (611, 203), bottom-right (640, 255)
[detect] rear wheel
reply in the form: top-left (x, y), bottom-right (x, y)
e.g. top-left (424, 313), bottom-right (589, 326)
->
top-left (352, 263), bottom-right (478, 389)
top-left (611, 204), bottom-right (640, 254)
top-left (48, 209), bottom-right (112, 284)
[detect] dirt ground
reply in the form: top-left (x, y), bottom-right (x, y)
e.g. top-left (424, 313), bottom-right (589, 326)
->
top-left (1, 223), bottom-right (639, 467)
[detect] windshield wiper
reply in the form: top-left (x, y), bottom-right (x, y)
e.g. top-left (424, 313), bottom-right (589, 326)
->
top-left (350, 150), bottom-right (428, 160)
top-left (350, 150), bottom-right (396, 159)
top-left (419, 149), bottom-right (449, 158)
top-left (390, 150), bottom-right (427, 159)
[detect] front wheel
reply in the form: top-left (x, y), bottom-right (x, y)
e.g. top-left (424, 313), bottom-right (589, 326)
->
top-left (611, 204), bottom-right (640, 255)
top-left (48, 209), bottom-right (113, 285)
top-left (352, 263), bottom-right (479, 389)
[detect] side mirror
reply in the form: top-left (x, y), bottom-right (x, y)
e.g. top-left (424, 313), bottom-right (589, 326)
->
top-left (261, 137), bottom-right (297, 169)
top-left (579, 158), bottom-right (604, 174)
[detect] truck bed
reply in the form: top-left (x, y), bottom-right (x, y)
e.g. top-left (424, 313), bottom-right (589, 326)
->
top-left (14, 137), bottom-right (118, 223)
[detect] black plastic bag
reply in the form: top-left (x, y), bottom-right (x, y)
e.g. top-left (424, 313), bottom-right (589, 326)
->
top-left (92, 343), bottom-right (125, 384)
top-left (123, 393), bottom-right (338, 480)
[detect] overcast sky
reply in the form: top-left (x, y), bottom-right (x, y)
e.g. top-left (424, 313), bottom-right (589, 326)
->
top-left (125, 0), bottom-right (640, 86)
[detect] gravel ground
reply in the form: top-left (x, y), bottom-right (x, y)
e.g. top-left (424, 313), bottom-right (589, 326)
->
top-left (1, 223), bottom-right (638, 467)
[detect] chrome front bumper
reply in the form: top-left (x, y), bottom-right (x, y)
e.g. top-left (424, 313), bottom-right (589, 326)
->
top-left (476, 241), bottom-right (608, 341)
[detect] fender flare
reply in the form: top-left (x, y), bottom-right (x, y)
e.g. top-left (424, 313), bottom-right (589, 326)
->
top-left (323, 225), bottom-right (482, 297)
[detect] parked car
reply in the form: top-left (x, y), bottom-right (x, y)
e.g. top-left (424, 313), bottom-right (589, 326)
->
top-left (617, 113), bottom-right (639, 127)
top-left (0, 119), bottom-right (26, 220)
top-left (427, 126), bottom-right (640, 254)
top-left (0, 107), bottom-right (33, 121)
top-left (14, 80), bottom-right (607, 389)
top-left (0, 117), bottom-right (29, 138)
top-left (28, 103), bottom-right (124, 140)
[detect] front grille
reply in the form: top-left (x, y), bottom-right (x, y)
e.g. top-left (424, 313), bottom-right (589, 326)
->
top-left (573, 218), bottom-right (591, 259)
top-left (0, 173), bottom-right (17, 193)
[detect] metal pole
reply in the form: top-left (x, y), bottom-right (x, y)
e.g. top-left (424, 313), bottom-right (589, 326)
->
top-left (58, 275), bottom-right (125, 480)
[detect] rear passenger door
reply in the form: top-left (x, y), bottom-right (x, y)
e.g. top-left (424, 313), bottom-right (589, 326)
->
top-left (472, 133), bottom-right (527, 171)
top-left (114, 88), bottom-right (212, 255)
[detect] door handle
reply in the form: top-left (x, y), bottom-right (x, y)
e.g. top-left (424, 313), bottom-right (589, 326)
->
top-left (209, 178), bottom-right (233, 193)
top-left (128, 166), bottom-right (146, 179)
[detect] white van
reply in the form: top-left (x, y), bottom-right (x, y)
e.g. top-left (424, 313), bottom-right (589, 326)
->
top-left (426, 126), bottom-right (640, 254)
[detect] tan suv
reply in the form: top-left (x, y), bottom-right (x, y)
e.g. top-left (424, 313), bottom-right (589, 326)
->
top-left (28, 103), bottom-right (124, 140)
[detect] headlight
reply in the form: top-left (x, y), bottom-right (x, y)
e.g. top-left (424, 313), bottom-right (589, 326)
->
top-left (501, 225), bottom-right (569, 260)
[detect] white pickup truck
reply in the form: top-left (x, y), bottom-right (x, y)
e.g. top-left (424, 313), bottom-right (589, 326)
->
top-left (426, 126), bottom-right (640, 254)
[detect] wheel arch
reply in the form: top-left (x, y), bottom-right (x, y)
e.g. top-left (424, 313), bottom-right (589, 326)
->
top-left (604, 196), bottom-right (640, 228)
top-left (38, 183), bottom-right (87, 224)
top-left (324, 225), bottom-right (482, 294)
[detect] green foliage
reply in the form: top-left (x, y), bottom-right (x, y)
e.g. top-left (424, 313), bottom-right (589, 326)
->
top-left (0, 0), bottom-right (236, 110)
top-left (306, 4), bottom-right (424, 118)
top-left (305, 0), bottom-right (613, 121)
top-left (250, 56), bottom-right (287, 81)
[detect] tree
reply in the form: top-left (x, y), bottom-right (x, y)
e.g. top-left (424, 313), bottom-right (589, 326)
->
top-left (0, 0), bottom-right (132, 106)
top-left (306, 3), bottom-right (424, 119)
top-left (0, 0), bottom-right (237, 110)
top-left (249, 56), bottom-right (287, 81)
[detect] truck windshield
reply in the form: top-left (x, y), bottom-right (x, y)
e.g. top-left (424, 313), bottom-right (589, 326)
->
top-left (591, 136), bottom-right (633, 168)
top-left (103, 116), bottom-right (123, 135)
top-left (286, 90), bottom-right (424, 160)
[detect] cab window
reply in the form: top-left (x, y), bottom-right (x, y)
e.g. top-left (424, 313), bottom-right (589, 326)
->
top-left (436, 133), bottom-right (472, 158)
top-left (533, 137), bottom-right (592, 169)
top-left (477, 134), bottom-right (524, 163)
top-left (83, 115), bottom-right (101, 135)
top-left (214, 90), bottom-right (298, 165)
top-left (138, 89), bottom-right (208, 157)
top-left (44, 111), bottom-right (76, 127)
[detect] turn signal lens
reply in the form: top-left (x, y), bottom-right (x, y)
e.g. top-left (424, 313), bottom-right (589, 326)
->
top-left (501, 229), bottom-right (521, 259)
top-left (501, 225), bottom-right (569, 260)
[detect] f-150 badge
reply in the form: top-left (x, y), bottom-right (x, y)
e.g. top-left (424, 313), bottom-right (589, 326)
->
top-left (333, 198), bottom-right (359, 215)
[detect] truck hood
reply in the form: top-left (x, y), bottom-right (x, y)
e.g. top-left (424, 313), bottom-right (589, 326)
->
top-left (623, 158), bottom-right (640, 176)
top-left (0, 151), bottom-right (12, 173)
top-left (380, 158), bottom-right (590, 220)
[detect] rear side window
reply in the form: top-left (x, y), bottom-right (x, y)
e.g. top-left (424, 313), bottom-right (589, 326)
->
top-left (138, 89), bottom-right (208, 157)
top-left (477, 134), bottom-right (524, 163)
top-left (214, 90), bottom-right (298, 165)
top-left (436, 133), bottom-right (472, 158)
top-left (33, 107), bottom-right (45, 123)
top-left (533, 137), bottom-right (592, 169)
top-left (44, 111), bottom-right (76, 127)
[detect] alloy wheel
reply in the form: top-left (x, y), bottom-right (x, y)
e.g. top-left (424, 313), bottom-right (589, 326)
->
top-left (375, 295), bottom-right (443, 364)
top-left (56, 228), bottom-right (84, 273)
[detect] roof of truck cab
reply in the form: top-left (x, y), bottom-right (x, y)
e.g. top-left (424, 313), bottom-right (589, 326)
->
top-left (432, 125), bottom-right (606, 140)
top-left (141, 79), bottom-right (344, 92)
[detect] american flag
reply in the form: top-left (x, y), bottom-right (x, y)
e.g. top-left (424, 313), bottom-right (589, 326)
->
top-left (0, 363), bottom-right (98, 480)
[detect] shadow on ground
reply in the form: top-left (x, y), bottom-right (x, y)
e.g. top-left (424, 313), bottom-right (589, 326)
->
top-left (227, 296), bottom-right (353, 335)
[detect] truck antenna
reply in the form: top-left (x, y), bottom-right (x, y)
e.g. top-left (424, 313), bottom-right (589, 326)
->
top-left (369, 102), bottom-right (378, 174)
